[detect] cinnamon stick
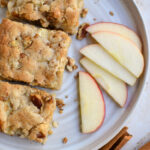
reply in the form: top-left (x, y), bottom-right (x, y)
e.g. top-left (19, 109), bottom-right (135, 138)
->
top-left (139, 141), bottom-right (150, 150)
top-left (100, 127), bottom-right (132, 150)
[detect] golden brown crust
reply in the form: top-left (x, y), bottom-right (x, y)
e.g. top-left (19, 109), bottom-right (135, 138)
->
top-left (0, 19), bottom-right (71, 89)
top-left (0, 0), bottom-right (8, 7)
top-left (7, 0), bottom-right (84, 34)
top-left (0, 80), bottom-right (56, 144)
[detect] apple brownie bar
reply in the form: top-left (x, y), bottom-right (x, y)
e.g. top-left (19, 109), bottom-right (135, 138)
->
top-left (0, 81), bottom-right (56, 143)
top-left (7, 0), bottom-right (84, 34)
top-left (0, 19), bottom-right (71, 89)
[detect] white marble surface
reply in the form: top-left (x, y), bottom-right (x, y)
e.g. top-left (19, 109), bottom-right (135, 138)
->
top-left (122, 0), bottom-right (150, 149)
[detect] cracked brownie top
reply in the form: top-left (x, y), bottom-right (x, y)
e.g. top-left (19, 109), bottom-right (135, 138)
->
top-left (0, 19), bottom-right (71, 89)
top-left (7, 0), bottom-right (84, 34)
top-left (0, 81), bottom-right (56, 143)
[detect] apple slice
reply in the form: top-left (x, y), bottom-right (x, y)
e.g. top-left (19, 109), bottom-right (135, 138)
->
top-left (80, 57), bottom-right (127, 107)
top-left (79, 71), bottom-right (105, 133)
top-left (80, 44), bottom-right (136, 86)
top-left (86, 22), bottom-right (142, 50)
top-left (92, 31), bottom-right (144, 78)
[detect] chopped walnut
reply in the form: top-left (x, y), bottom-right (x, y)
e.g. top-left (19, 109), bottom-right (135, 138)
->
top-left (22, 36), bottom-right (32, 49)
top-left (30, 94), bottom-right (43, 109)
top-left (81, 8), bottom-right (88, 18)
top-left (52, 121), bottom-right (59, 128)
top-left (66, 57), bottom-right (78, 72)
top-left (62, 137), bottom-right (68, 144)
top-left (66, 65), bottom-right (73, 72)
top-left (109, 11), bottom-right (114, 16)
top-left (76, 23), bottom-right (90, 40)
top-left (56, 98), bottom-right (65, 109)
top-left (56, 98), bottom-right (65, 114)
top-left (37, 132), bottom-right (45, 139)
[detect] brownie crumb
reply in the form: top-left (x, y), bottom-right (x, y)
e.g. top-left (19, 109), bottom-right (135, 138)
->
top-left (109, 11), bottom-right (114, 16)
top-left (81, 8), bottom-right (88, 18)
top-left (74, 73), bottom-right (79, 79)
top-left (62, 137), bottom-right (68, 144)
top-left (76, 23), bottom-right (90, 40)
top-left (66, 57), bottom-right (78, 72)
top-left (52, 121), bottom-right (59, 128)
top-left (59, 109), bottom-right (63, 114)
top-left (93, 18), bottom-right (97, 21)
top-left (37, 132), bottom-right (45, 139)
top-left (65, 95), bottom-right (68, 99)
top-left (56, 98), bottom-right (65, 113)
top-left (48, 130), bottom-right (53, 135)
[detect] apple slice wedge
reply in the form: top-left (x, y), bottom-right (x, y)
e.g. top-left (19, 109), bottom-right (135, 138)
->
top-left (80, 44), bottom-right (137, 86)
top-left (86, 22), bottom-right (142, 50)
top-left (80, 57), bottom-right (127, 107)
top-left (92, 31), bottom-right (144, 78)
top-left (79, 71), bottom-right (105, 133)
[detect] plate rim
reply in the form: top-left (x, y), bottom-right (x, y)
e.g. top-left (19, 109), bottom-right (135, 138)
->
top-left (93, 1), bottom-right (150, 149)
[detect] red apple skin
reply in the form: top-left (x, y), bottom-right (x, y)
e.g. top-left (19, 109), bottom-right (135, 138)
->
top-left (92, 31), bottom-right (144, 77)
top-left (86, 22), bottom-right (141, 44)
top-left (80, 45), bottom-right (129, 107)
top-left (79, 71), bottom-right (106, 133)
top-left (81, 64), bottom-right (128, 108)
top-left (92, 30), bottom-right (141, 51)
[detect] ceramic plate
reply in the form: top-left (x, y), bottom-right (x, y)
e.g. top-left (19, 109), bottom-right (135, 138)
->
top-left (0, 0), bottom-right (149, 149)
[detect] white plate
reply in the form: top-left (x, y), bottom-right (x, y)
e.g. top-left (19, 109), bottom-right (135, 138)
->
top-left (0, 0), bottom-right (149, 150)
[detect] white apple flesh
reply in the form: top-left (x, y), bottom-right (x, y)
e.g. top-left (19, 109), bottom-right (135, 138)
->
top-left (79, 72), bottom-right (105, 133)
top-left (80, 58), bottom-right (127, 107)
top-left (80, 44), bottom-right (137, 86)
top-left (92, 31), bottom-right (144, 78)
top-left (86, 22), bottom-right (142, 50)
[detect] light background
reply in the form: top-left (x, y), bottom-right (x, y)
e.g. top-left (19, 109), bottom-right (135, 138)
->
top-left (123, 0), bottom-right (150, 149)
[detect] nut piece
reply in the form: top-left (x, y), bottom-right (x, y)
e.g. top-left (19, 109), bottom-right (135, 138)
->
top-left (109, 11), bottom-right (114, 16)
top-left (66, 57), bottom-right (78, 72)
top-left (76, 23), bottom-right (90, 40)
top-left (48, 130), bottom-right (53, 135)
top-left (59, 109), bottom-right (63, 114)
top-left (81, 8), bottom-right (88, 18)
top-left (30, 94), bottom-right (43, 109)
top-left (56, 98), bottom-right (65, 114)
top-left (22, 36), bottom-right (32, 49)
top-left (52, 121), bottom-right (59, 128)
top-left (62, 137), bottom-right (68, 144)
top-left (37, 132), bottom-right (45, 139)
top-left (56, 98), bottom-right (65, 109)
